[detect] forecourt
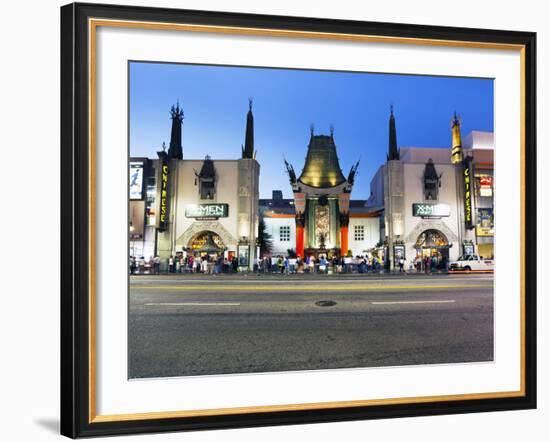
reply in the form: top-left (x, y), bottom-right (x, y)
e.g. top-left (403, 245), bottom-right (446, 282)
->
top-left (129, 274), bottom-right (493, 379)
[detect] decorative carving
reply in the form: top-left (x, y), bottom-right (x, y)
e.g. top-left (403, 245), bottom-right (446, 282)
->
top-left (284, 159), bottom-right (297, 184)
top-left (414, 230), bottom-right (449, 248)
top-left (238, 185), bottom-right (250, 197)
top-left (404, 220), bottom-right (458, 244)
top-left (295, 212), bottom-right (305, 228)
top-left (423, 159), bottom-right (443, 201)
top-left (318, 233), bottom-right (327, 250)
top-left (315, 205), bottom-right (330, 244)
top-left (339, 212), bottom-right (350, 227)
top-left (176, 221), bottom-right (237, 249)
top-left (347, 160), bottom-right (360, 186)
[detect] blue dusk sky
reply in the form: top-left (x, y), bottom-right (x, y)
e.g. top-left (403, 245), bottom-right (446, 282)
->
top-left (129, 62), bottom-right (493, 199)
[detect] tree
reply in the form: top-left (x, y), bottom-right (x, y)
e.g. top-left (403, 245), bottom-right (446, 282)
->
top-left (257, 217), bottom-right (272, 257)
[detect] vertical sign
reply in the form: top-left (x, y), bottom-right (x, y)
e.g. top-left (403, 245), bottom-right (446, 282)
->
top-left (158, 156), bottom-right (170, 231)
top-left (393, 244), bottom-right (405, 268)
top-left (462, 157), bottom-right (474, 229)
top-left (129, 161), bottom-right (144, 200)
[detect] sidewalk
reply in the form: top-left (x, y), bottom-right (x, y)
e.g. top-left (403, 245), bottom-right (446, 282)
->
top-left (130, 270), bottom-right (452, 278)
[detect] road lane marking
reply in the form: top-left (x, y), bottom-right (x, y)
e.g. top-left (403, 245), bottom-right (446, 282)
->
top-left (132, 284), bottom-right (491, 292)
top-left (371, 300), bottom-right (456, 305)
top-left (144, 302), bottom-right (241, 306)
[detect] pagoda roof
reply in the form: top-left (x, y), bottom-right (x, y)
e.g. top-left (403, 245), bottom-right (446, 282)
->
top-left (199, 156), bottom-right (215, 178)
top-left (298, 135), bottom-right (346, 188)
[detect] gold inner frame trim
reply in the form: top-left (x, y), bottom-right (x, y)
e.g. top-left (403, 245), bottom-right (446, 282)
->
top-left (88, 17), bottom-right (527, 424)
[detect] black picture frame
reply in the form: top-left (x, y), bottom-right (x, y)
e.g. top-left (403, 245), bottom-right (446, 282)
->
top-left (61, 2), bottom-right (537, 438)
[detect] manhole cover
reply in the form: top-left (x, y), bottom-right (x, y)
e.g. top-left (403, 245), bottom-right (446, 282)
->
top-left (315, 300), bottom-right (337, 307)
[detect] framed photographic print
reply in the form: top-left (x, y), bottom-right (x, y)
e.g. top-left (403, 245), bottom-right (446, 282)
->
top-left (60, 2), bottom-right (536, 438)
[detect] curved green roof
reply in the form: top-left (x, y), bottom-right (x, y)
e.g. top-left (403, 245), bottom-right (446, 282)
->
top-left (298, 135), bottom-right (346, 188)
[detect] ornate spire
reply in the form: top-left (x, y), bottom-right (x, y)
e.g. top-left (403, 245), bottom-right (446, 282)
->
top-left (242, 98), bottom-right (254, 159)
top-left (168, 101), bottom-right (184, 160)
top-left (387, 105), bottom-right (399, 161)
top-left (451, 111), bottom-right (464, 164)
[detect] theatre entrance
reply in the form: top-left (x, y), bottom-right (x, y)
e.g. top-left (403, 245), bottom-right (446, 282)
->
top-left (415, 229), bottom-right (450, 263)
top-left (188, 231), bottom-right (225, 258)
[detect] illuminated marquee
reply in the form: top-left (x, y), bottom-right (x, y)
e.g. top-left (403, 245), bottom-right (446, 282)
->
top-left (463, 157), bottom-right (474, 229)
top-left (185, 204), bottom-right (229, 219)
top-left (158, 162), bottom-right (169, 230)
top-left (412, 203), bottom-right (450, 218)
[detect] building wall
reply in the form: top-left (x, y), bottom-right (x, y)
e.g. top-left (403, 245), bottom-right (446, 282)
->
top-left (238, 158), bottom-right (260, 250)
top-left (400, 162), bottom-right (463, 262)
top-left (348, 217), bottom-right (381, 256)
top-left (263, 216), bottom-right (296, 256)
top-left (367, 164), bottom-right (385, 208)
top-left (154, 158), bottom-right (260, 269)
top-left (264, 215), bottom-right (379, 257)
top-left (174, 160), bottom-right (240, 250)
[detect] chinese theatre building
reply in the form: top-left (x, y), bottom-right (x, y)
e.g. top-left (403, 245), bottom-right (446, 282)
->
top-left (260, 191), bottom-right (381, 257)
top-left (369, 108), bottom-right (494, 270)
top-left (283, 127), bottom-right (363, 258)
top-left (131, 100), bottom-right (260, 270)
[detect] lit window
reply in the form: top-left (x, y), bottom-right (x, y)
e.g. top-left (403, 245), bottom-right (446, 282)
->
top-left (354, 225), bottom-right (365, 241)
top-left (279, 226), bottom-right (291, 242)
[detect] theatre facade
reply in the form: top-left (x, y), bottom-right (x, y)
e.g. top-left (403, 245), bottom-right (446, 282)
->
top-left (129, 102), bottom-right (493, 271)
top-left (129, 101), bottom-right (260, 270)
top-left (368, 109), bottom-right (494, 270)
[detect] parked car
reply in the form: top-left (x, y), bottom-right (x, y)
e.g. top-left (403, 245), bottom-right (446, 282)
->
top-left (449, 254), bottom-right (494, 272)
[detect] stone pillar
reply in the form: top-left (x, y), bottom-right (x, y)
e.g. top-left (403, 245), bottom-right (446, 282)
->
top-left (237, 158), bottom-right (260, 270)
top-left (294, 193), bottom-right (306, 258)
top-left (296, 224), bottom-right (305, 259)
top-left (340, 225), bottom-right (349, 257)
top-left (384, 160), bottom-right (404, 271)
top-left (338, 193), bottom-right (350, 257)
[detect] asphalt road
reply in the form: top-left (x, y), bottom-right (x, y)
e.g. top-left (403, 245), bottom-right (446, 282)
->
top-left (128, 274), bottom-right (494, 379)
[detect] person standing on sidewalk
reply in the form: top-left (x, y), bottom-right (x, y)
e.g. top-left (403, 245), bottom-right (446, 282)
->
top-left (277, 256), bottom-right (284, 274)
top-left (319, 255), bottom-right (327, 274)
top-left (129, 256), bottom-right (136, 275)
top-left (153, 255), bottom-right (160, 274)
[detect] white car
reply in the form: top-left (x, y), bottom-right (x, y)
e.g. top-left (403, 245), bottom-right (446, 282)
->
top-left (449, 254), bottom-right (494, 272)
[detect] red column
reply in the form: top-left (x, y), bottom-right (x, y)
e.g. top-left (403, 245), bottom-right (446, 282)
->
top-left (340, 225), bottom-right (349, 257)
top-left (296, 226), bottom-right (305, 258)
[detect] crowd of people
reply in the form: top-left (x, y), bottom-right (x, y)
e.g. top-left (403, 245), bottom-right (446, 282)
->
top-left (413, 254), bottom-right (449, 273)
top-left (129, 252), bottom-right (449, 275)
top-left (257, 254), bottom-right (385, 274)
top-left (129, 254), bottom-right (240, 275)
